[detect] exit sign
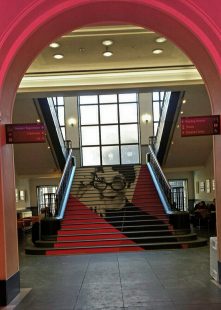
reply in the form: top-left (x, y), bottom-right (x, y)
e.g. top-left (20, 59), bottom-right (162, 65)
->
top-left (6, 123), bottom-right (46, 144)
top-left (181, 115), bottom-right (220, 137)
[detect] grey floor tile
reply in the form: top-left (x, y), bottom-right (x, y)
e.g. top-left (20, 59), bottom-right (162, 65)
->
top-left (74, 286), bottom-right (124, 309)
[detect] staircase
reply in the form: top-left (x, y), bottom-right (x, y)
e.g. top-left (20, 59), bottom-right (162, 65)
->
top-left (26, 165), bottom-right (207, 255)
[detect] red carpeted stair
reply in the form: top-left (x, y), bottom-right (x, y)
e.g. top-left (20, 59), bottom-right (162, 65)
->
top-left (26, 165), bottom-right (207, 255)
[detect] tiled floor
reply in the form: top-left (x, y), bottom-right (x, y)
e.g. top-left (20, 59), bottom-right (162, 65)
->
top-left (7, 234), bottom-right (221, 309)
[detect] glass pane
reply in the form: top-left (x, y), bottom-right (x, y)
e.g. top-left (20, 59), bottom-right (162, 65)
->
top-left (102, 146), bottom-right (120, 165)
top-left (57, 97), bottom-right (64, 105)
top-left (153, 92), bottom-right (159, 101)
top-left (101, 125), bottom-right (119, 145)
top-left (61, 127), bottom-right (66, 140)
top-left (100, 104), bottom-right (118, 124)
top-left (80, 95), bottom-right (98, 105)
top-left (154, 122), bottom-right (158, 136)
top-left (160, 92), bottom-right (165, 100)
top-left (82, 147), bottom-right (100, 166)
top-left (81, 126), bottom-right (99, 145)
top-left (99, 94), bottom-right (117, 103)
top-left (120, 124), bottom-right (138, 143)
top-left (121, 145), bottom-right (139, 164)
top-left (119, 93), bottom-right (137, 102)
top-left (119, 103), bottom-right (137, 123)
top-left (57, 106), bottom-right (65, 125)
top-left (153, 102), bottom-right (160, 122)
top-left (80, 105), bottom-right (98, 125)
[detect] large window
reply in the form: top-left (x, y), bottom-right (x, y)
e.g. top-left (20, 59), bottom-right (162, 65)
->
top-left (79, 93), bottom-right (140, 166)
top-left (152, 91), bottom-right (165, 136)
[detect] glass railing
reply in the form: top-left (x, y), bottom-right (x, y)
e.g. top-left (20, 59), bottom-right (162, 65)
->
top-left (154, 91), bottom-right (171, 154)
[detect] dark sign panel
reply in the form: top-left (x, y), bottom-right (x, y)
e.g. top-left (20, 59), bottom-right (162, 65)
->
top-left (181, 115), bottom-right (220, 137)
top-left (6, 123), bottom-right (46, 144)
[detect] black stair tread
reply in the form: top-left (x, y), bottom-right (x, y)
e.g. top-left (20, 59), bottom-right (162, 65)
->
top-left (36, 233), bottom-right (198, 244)
top-left (61, 219), bottom-right (167, 225)
top-left (62, 215), bottom-right (168, 220)
top-left (44, 229), bottom-right (191, 238)
top-left (59, 223), bottom-right (169, 230)
top-left (27, 238), bottom-right (208, 252)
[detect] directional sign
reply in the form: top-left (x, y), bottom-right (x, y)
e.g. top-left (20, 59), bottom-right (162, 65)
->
top-left (5, 123), bottom-right (46, 144)
top-left (181, 115), bottom-right (220, 137)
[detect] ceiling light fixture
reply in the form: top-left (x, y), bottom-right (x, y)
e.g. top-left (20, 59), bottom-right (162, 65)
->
top-left (49, 42), bottom-right (60, 48)
top-left (103, 48), bottom-right (113, 57)
top-left (102, 40), bottom-right (113, 46)
top-left (152, 49), bottom-right (163, 55)
top-left (36, 119), bottom-right (41, 123)
top-left (102, 39), bottom-right (113, 57)
top-left (182, 99), bottom-right (187, 104)
top-left (53, 54), bottom-right (64, 59)
top-left (180, 111), bottom-right (184, 114)
top-left (155, 37), bottom-right (167, 43)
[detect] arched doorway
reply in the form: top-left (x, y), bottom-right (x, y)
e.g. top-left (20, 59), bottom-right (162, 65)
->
top-left (0, 0), bottom-right (221, 305)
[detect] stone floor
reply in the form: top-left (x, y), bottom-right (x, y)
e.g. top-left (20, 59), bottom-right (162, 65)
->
top-left (4, 232), bottom-right (221, 310)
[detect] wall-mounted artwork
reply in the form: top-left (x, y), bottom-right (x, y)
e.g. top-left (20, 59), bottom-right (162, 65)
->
top-left (212, 179), bottom-right (215, 191)
top-left (206, 179), bottom-right (211, 193)
top-left (19, 190), bottom-right (26, 201)
top-left (15, 189), bottom-right (19, 203)
top-left (199, 181), bottom-right (205, 192)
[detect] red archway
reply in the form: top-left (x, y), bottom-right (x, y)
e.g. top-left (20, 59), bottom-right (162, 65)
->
top-left (0, 0), bottom-right (221, 304)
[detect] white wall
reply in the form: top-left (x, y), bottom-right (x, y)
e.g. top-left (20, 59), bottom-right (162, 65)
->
top-left (139, 92), bottom-right (153, 146)
top-left (194, 151), bottom-right (215, 202)
top-left (15, 176), bottom-right (30, 210)
top-left (64, 96), bottom-right (79, 148)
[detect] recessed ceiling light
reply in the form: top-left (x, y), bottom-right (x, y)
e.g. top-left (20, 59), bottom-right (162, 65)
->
top-left (53, 54), bottom-right (64, 59)
top-left (49, 42), bottom-right (60, 48)
top-left (48, 146), bottom-right (51, 149)
top-left (182, 99), bottom-right (187, 104)
top-left (36, 119), bottom-right (41, 123)
top-left (180, 111), bottom-right (184, 114)
top-left (152, 49), bottom-right (163, 55)
top-left (103, 50), bottom-right (113, 57)
top-left (155, 37), bottom-right (167, 43)
top-left (102, 40), bottom-right (113, 46)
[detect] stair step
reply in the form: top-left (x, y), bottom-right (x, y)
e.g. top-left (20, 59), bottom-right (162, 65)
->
top-left (26, 238), bottom-right (208, 255)
top-left (55, 228), bottom-right (190, 239)
top-left (58, 224), bottom-right (170, 234)
top-left (35, 233), bottom-right (197, 248)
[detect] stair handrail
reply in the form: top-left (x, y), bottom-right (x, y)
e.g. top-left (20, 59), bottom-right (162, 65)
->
top-left (47, 97), bottom-right (68, 159)
top-left (55, 149), bottom-right (76, 219)
top-left (146, 145), bottom-right (173, 213)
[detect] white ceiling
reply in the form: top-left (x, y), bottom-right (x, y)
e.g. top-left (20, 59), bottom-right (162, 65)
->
top-left (14, 25), bottom-right (212, 175)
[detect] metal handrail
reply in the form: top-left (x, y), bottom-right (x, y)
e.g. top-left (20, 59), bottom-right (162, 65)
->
top-left (146, 145), bottom-right (173, 210)
top-left (55, 149), bottom-right (76, 218)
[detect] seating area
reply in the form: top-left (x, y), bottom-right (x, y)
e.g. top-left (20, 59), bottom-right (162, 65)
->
top-left (17, 213), bottom-right (41, 233)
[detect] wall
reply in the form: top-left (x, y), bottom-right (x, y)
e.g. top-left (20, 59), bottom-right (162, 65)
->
top-left (15, 176), bottom-right (30, 210)
top-left (194, 151), bottom-right (215, 202)
top-left (64, 96), bottom-right (80, 148)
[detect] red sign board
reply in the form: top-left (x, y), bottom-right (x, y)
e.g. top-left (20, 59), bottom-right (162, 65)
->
top-left (181, 115), bottom-right (220, 137)
top-left (5, 123), bottom-right (46, 144)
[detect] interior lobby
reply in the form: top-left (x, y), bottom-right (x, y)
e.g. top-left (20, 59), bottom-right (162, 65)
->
top-left (0, 0), bottom-right (221, 309)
